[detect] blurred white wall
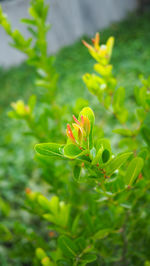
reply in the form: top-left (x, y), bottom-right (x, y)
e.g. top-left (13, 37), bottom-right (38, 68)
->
top-left (0, 0), bottom-right (137, 66)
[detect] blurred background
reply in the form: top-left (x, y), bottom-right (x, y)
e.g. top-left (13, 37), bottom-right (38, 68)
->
top-left (0, 0), bottom-right (137, 66)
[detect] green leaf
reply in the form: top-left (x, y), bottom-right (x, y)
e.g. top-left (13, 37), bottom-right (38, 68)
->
top-left (84, 211), bottom-right (94, 233)
top-left (92, 148), bottom-right (110, 165)
top-left (28, 94), bottom-right (36, 111)
top-left (79, 107), bottom-right (95, 149)
top-left (80, 253), bottom-right (97, 264)
top-left (139, 86), bottom-right (147, 108)
top-left (57, 260), bottom-right (71, 266)
top-left (36, 248), bottom-right (46, 260)
top-left (106, 36), bottom-right (115, 58)
top-left (59, 203), bottom-right (70, 227)
top-left (43, 214), bottom-right (55, 224)
top-left (136, 108), bottom-right (146, 122)
top-left (105, 152), bottom-right (133, 176)
top-left (38, 195), bottom-right (59, 222)
top-left (96, 138), bottom-right (111, 152)
top-left (93, 229), bottom-right (110, 240)
top-left (117, 108), bottom-right (128, 124)
top-left (134, 86), bottom-right (140, 105)
top-left (124, 157), bottom-right (144, 186)
top-left (74, 237), bottom-right (86, 252)
top-left (145, 261), bottom-right (150, 266)
top-left (48, 196), bottom-right (59, 215)
top-left (79, 107), bottom-right (95, 127)
top-left (41, 256), bottom-right (53, 266)
top-left (38, 195), bottom-right (51, 212)
top-left (21, 18), bottom-right (36, 25)
top-left (113, 87), bottom-right (125, 112)
top-left (71, 215), bottom-right (80, 234)
top-left (58, 235), bottom-right (78, 259)
top-left (64, 144), bottom-right (88, 159)
top-left (113, 87), bottom-right (128, 123)
top-left (92, 138), bottom-right (111, 165)
top-left (35, 143), bottom-right (65, 158)
top-left (102, 149), bottom-right (110, 163)
top-left (138, 148), bottom-right (148, 160)
top-left (141, 126), bottom-right (150, 147)
top-left (104, 95), bottom-right (111, 109)
top-left (0, 197), bottom-right (10, 216)
top-left (94, 63), bottom-right (112, 77)
top-left (113, 128), bottom-right (133, 137)
top-left (0, 224), bottom-right (12, 241)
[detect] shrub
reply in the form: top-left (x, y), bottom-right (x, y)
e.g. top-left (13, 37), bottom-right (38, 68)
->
top-left (0, 0), bottom-right (150, 265)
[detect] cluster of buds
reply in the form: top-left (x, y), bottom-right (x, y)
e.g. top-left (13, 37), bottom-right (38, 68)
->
top-left (11, 100), bottom-right (31, 117)
top-left (66, 115), bottom-right (91, 148)
top-left (82, 33), bottom-right (114, 65)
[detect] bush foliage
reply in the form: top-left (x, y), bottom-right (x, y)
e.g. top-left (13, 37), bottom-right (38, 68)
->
top-left (0, 1), bottom-right (150, 265)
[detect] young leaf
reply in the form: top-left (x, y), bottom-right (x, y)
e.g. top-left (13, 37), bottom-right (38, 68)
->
top-left (79, 107), bottom-right (95, 130)
top-left (58, 235), bottom-right (78, 259)
top-left (71, 215), bottom-right (81, 235)
top-left (124, 157), bottom-right (144, 186)
top-left (80, 253), bottom-right (97, 264)
top-left (113, 128), bottom-right (134, 137)
top-left (92, 138), bottom-right (111, 165)
top-left (138, 147), bottom-right (148, 160)
top-left (36, 248), bottom-right (46, 260)
top-left (57, 260), bottom-right (71, 266)
top-left (92, 148), bottom-right (110, 165)
top-left (106, 36), bottom-right (115, 58)
top-left (102, 149), bottom-right (110, 163)
top-left (113, 87), bottom-right (125, 112)
top-left (41, 256), bottom-right (53, 266)
top-left (38, 195), bottom-right (51, 212)
top-left (105, 152), bottom-right (133, 176)
top-left (74, 237), bottom-right (86, 252)
top-left (79, 107), bottom-right (95, 149)
top-left (96, 138), bottom-right (111, 152)
top-left (64, 144), bottom-right (88, 159)
top-left (141, 126), bottom-right (150, 147)
top-left (93, 228), bottom-right (111, 240)
top-left (35, 143), bottom-right (65, 158)
top-left (48, 196), bottom-right (59, 215)
top-left (21, 18), bottom-right (36, 25)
